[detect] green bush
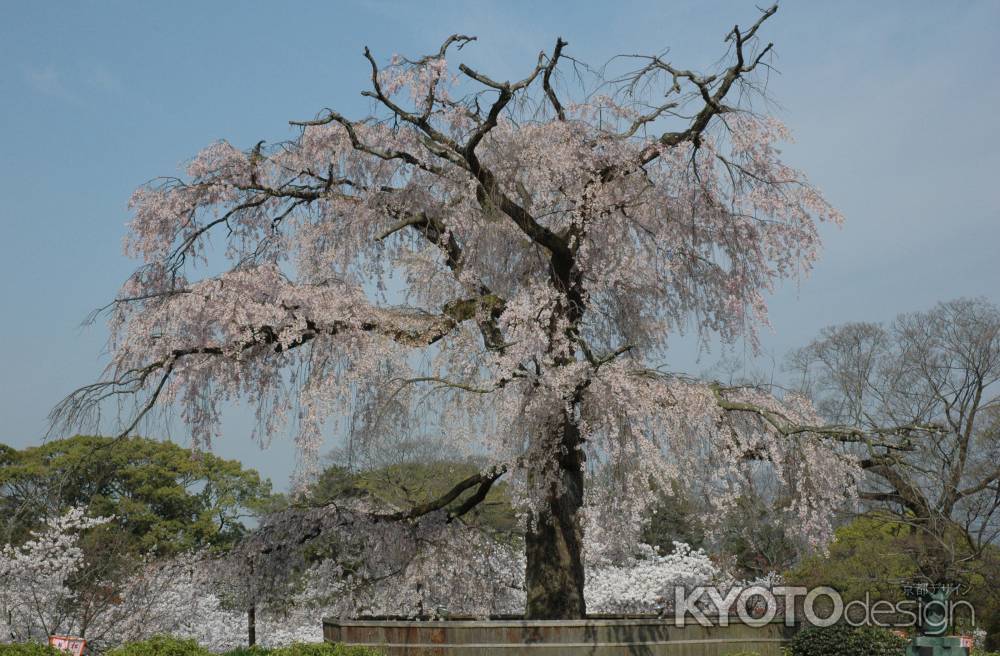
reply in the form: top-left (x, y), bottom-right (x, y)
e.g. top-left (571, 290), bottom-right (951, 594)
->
top-left (789, 624), bottom-right (907, 656)
top-left (270, 644), bottom-right (382, 656)
top-left (105, 636), bottom-right (210, 656)
top-left (221, 649), bottom-right (270, 656)
top-left (1, 639), bottom-right (379, 656)
top-left (223, 644), bottom-right (381, 656)
top-left (0, 645), bottom-right (63, 656)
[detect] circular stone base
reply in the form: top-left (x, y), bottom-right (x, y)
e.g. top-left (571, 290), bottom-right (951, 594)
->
top-left (323, 616), bottom-right (797, 655)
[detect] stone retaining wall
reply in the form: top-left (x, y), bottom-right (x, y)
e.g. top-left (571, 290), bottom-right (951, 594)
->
top-left (323, 616), bottom-right (797, 655)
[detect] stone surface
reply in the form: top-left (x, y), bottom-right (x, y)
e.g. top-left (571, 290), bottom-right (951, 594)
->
top-left (324, 617), bottom-right (797, 655)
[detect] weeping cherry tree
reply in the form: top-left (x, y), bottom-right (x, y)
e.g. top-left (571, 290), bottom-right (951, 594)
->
top-left (55, 6), bottom-right (920, 619)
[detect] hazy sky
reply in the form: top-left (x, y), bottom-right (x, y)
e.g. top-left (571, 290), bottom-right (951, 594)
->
top-left (2, 1), bottom-right (998, 491)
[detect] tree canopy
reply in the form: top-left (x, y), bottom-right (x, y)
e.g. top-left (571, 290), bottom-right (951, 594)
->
top-left (0, 435), bottom-right (275, 554)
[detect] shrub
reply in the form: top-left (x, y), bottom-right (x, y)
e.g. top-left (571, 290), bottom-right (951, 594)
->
top-left (221, 649), bottom-right (270, 656)
top-left (223, 645), bottom-right (382, 656)
top-left (0, 645), bottom-right (62, 656)
top-left (270, 644), bottom-right (383, 656)
top-left (789, 624), bottom-right (906, 656)
top-left (105, 636), bottom-right (210, 656)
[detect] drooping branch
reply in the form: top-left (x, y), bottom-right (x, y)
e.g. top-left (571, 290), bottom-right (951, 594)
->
top-left (377, 209), bottom-right (508, 352)
top-left (246, 464), bottom-right (510, 582)
top-left (709, 382), bottom-right (942, 449)
top-left (448, 469), bottom-right (506, 521)
top-left (52, 291), bottom-right (498, 439)
top-left (373, 465), bottom-right (508, 523)
top-left (707, 380), bottom-right (989, 550)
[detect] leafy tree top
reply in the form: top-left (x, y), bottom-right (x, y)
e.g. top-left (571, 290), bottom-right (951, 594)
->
top-left (0, 435), bottom-right (275, 554)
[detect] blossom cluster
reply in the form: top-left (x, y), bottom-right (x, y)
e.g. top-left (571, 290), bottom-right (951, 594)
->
top-left (2, 507), bottom-right (737, 652)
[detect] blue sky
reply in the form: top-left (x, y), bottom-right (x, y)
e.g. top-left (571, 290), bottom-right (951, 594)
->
top-left (2, 1), bottom-right (998, 491)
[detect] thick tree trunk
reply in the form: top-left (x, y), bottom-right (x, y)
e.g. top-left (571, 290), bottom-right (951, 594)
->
top-left (524, 413), bottom-right (587, 619)
top-left (916, 516), bottom-right (956, 585)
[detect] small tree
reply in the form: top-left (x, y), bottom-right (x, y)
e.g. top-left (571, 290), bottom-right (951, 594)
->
top-left (0, 508), bottom-right (109, 643)
top-left (55, 6), bottom-right (909, 618)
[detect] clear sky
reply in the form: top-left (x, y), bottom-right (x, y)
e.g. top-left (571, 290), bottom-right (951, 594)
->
top-left (2, 1), bottom-right (998, 491)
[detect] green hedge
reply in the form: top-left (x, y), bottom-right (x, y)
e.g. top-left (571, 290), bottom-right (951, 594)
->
top-left (106, 637), bottom-right (210, 656)
top-left (0, 645), bottom-right (63, 656)
top-left (789, 624), bottom-right (907, 656)
top-left (0, 639), bottom-right (380, 656)
top-left (222, 644), bottom-right (381, 656)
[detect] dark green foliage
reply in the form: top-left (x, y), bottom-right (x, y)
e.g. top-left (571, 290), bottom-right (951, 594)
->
top-left (105, 637), bottom-right (210, 656)
top-left (269, 644), bottom-right (383, 656)
top-left (0, 435), bottom-right (277, 555)
top-left (0, 640), bottom-right (382, 656)
top-left (219, 649), bottom-right (267, 656)
top-left (717, 493), bottom-right (800, 577)
top-left (786, 513), bottom-right (1000, 649)
top-left (222, 644), bottom-right (383, 656)
top-left (307, 460), bottom-right (517, 535)
top-left (0, 644), bottom-right (63, 656)
top-left (0, 436), bottom-right (280, 636)
top-left (789, 624), bottom-right (906, 656)
top-left (640, 482), bottom-right (706, 554)
top-left (785, 514), bottom-right (918, 606)
top-left (642, 483), bottom-right (799, 576)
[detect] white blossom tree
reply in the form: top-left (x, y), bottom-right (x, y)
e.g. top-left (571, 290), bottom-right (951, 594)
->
top-left (54, 6), bottom-right (924, 618)
top-left (0, 506), bottom-right (728, 648)
top-left (0, 510), bottom-right (321, 651)
top-left (1, 508), bottom-right (105, 642)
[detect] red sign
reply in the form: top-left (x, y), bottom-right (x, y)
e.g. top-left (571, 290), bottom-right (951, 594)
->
top-left (959, 635), bottom-right (975, 649)
top-left (49, 636), bottom-right (87, 656)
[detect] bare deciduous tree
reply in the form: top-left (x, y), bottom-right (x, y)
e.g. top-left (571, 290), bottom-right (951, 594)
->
top-left (790, 298), bottom-right (1000, 581)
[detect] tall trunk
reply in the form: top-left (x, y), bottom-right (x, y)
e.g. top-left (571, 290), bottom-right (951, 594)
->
top-left (917, 516), bottom-right (956, 585)
top-left (524, 412), bottom-right (586, 619)
top-left (248, 558), bottom-right (256, 646)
